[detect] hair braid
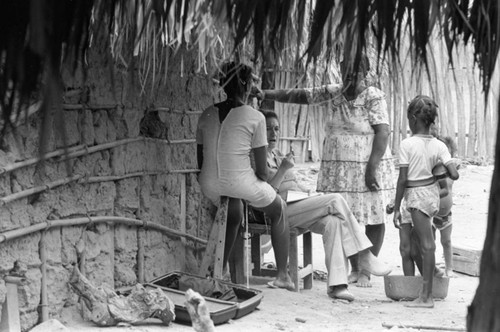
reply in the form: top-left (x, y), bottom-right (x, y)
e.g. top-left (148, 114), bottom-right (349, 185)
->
top-left (408, 95), bottom-right (438, 127)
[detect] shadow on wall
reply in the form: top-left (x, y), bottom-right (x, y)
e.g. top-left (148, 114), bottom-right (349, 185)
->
top-left (140, 111), bottom-right (168, 139)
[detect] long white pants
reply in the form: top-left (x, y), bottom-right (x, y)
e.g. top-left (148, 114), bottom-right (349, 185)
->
top-left (287, 194), bottom-right (372, 287)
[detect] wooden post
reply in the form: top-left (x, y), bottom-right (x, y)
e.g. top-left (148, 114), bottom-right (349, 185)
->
top-left (137, 176), bottom-right (145, 284)
top-left (40, 232), bottom-right (49, 322)
top-left (180, 174), bottom-right (187, 245)
top-left (137, 228), bottom-right (145, 284)
top-left (302, 232), bottom-right (313, 290)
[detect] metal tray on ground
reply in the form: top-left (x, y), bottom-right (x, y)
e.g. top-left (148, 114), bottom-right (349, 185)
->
top-left (146, 271), bottom-right (263, 325)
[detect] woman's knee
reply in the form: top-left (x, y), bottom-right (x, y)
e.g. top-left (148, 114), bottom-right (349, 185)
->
top-left (261, 196), bottom-right (285, 219)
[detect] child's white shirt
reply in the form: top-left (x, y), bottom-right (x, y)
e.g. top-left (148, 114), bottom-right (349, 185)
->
top-left (398, 134), bottom-right (452, 181)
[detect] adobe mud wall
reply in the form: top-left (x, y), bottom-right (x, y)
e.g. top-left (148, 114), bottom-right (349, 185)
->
top-left (0, 48), bottom-right (219, 330)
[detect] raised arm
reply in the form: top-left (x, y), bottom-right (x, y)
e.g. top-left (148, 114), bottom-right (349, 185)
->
top-left (258, 84), bottom-right (340, 105)
top-left (261, 88), bottom-right (309, 104)
top-left (267, 152), bottom-right (295, 190)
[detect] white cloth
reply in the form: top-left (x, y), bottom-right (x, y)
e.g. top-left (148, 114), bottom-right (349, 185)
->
top-left (287, 194), bottom-right (372, 287)
top-left (398, 134), bottom-right (452, 181)
top-left (196, 105), bottom-right (276, 208)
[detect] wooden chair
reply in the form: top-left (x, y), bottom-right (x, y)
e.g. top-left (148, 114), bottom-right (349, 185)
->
top-left (229, 207), bottom-right (313, 292)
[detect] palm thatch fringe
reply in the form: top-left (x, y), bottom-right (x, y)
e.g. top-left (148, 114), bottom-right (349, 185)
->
top-left (2, 1), bottom-right (499, 134)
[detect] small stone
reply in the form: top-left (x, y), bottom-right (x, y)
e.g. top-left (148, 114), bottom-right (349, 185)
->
top-left (295, 317), bottom-right (306, 323)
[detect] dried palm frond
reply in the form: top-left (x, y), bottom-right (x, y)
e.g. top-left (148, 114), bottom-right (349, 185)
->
top-left (1, 0), bottom-right (499, 137)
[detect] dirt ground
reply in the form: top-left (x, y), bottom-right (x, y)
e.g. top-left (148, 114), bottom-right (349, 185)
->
top-left (62, 162), bottom-right (492, 332)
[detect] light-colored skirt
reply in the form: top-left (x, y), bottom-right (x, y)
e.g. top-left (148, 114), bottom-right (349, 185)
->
top-left (317, 133), bottom-right (396, 225)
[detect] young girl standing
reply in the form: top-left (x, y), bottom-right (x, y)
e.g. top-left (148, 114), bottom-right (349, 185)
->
top-left (393, 95), bottom-right (459, 308)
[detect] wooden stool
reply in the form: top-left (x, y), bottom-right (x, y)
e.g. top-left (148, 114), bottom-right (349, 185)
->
top-left (230, 223), bottom-right (313, 292)
top-left (199, 196), bottom-right (229, 279)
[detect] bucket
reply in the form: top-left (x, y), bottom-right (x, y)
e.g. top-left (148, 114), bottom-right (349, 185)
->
top-left (384, 275), bottom-right (449, 301)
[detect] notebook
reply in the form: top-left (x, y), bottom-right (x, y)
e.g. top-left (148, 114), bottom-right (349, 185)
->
top-left (286, 190), bottom-right (322, 203)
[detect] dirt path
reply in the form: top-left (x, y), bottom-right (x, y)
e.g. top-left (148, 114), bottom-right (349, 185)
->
top-left (64, 163), bottom-right (492, 332)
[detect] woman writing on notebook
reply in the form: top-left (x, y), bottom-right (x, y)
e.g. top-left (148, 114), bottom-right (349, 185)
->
top-left (261, 111), bottom-right (391, 301)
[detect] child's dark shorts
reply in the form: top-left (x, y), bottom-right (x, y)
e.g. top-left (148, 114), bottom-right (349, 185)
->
top-left (432, 212), bottom-right (452, 230)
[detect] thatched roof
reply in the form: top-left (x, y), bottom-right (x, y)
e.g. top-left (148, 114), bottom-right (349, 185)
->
top-left (0, 0), bottom-right (499, 134)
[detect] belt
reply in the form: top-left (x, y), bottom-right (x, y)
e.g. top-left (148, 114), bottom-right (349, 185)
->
top-left (406, 177), bottom-right (436, 188)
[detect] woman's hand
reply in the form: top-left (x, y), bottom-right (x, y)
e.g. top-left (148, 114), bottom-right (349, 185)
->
top-left (393, 210), bottom-right (402, 229)
top-left (365, 166), bottom-right (380, 191)
top-left (250, 86), bottom-right (265, 101)
top-left (280, 152), bottom-right (295, 171)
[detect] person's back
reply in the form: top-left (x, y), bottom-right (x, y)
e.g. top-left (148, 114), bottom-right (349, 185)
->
top-left (400, 135), bottom-right (451, 183)
top-left (217, 105), bottom-right (266, 175)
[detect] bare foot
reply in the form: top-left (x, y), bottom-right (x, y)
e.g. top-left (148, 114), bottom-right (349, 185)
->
top-left (404, 296), bottom-right (434, 308)
top-left (445, 269), bottom-right (455, 278)
top-left (267, 277), bottom-right (295, 291)
top-left (327, 285), bottom-right (355, 301)
top-left (358, 250), bottom-right (391, 276)
top-left (355, 272), bottom-right (372, 288)
top-left (348, 271), bottom-right (359, 284)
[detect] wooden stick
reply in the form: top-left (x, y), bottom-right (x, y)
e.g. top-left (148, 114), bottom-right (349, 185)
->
top-left (0, 174), bottom-right (84, 206)
top-left (62, 104), bottom-right (119, 110)
top-left (3, 276), bottom-right (25, 284)
top-left (0, 216), bottom-right (208, 246)
top-left (81, 169), bottom-right (200, 183)
top-left (154, 107), bottom-right (202, 115)
top-left (61, 137), bottom-right (195, 163)
top-left (1, 169), bottom-right (200, 206)
top-left (39, 231), bottom-right (49, 322)
top-left (137, 228), bottom-right (145, 283)
top-left (280, 137), bottom-right (310, 141)
top-left (137, 176), bottom-right (145, 284)
top-left (152, 138), bottom-right (196, 145)
top-left (60, 138), bottom-right (144, 161)
top-left (0, 144), bottom-right (85, 175)
top-left (1, 138), bottom-right (198, 176)
top-left (382, 322), bottom-right (466, 331)
top-left (180, 174), bottom-right (187, 245)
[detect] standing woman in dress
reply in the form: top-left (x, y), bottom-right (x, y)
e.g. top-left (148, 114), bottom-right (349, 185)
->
top-left (197, 62), bottom-right (294, 290)
top-left (258, 54), bottom-right (395, 287)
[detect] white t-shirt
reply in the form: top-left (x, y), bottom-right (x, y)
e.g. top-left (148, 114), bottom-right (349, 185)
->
top-left (398, 134), bottom-right (452, 181)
